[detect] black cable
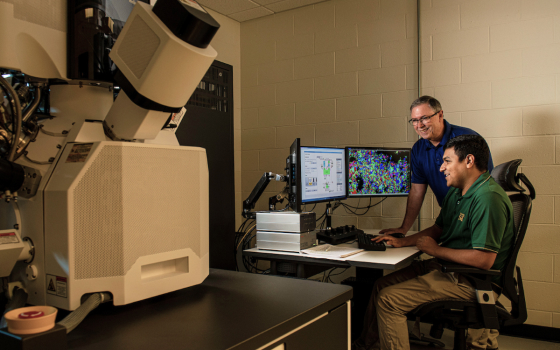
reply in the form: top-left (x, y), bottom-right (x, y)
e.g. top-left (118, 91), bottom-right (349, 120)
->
top-left (234, 218), bottom-right (254, 271)
top-left (327, 268), bottom-right (349, 283)
top-left (321, 269), bottom-right (329, 282)
top-left (84, 37), bottom-right (108, 77)
top-left (238, 218), bottom-right (250, 234)
top-left (342, 197), bottom-right (371, 210)
top-left (341, 203), bottom-right (369, 216)
top-left (341, 197), bottom-right (387, 216)
top-left (241, 231), bottom-right (257, 271)
top-left (241, 233), bottom-right (268, 273)
top-left (316, 202), bottom-right (331, 223)
top-left (236, 220), bottom-right (253, 251)
top-left (275, 203), bottom-right (290, 212)
top-left (304, 203), bottom-right (316, 212)
top-left (319, 213), bottom-right (328, 230)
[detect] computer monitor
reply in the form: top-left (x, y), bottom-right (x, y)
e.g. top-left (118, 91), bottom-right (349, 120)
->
top-left (300, 146), bottom-right (347, 204)
top-left (346, 147), bottom-right (411, 197)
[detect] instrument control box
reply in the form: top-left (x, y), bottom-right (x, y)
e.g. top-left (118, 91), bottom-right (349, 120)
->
top-left (256, 211), bottom-right (316, 233)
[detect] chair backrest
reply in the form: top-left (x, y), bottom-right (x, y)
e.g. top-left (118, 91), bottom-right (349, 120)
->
top-left (490, 160), bottom-right (534, 322)
top-left (502, 192), bottom-right (531, 301)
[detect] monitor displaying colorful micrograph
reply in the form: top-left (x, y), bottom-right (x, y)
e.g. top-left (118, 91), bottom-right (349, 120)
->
top-left (346, 147), bottom-right (411, 197)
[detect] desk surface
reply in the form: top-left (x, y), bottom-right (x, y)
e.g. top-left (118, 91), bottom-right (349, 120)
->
top-left (65, 269), bottom-right (352, 350)
top-left (244, 230), bottom-right (422, 270)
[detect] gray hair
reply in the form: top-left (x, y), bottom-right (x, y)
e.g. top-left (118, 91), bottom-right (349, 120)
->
top-left (410, 96), bottom-right (442, 114)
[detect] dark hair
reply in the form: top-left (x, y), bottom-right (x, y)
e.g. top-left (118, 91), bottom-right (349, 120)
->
top-left (409, 95), bottom-right (442, 113)
top-left (444, 135), bottom-right (489, 171)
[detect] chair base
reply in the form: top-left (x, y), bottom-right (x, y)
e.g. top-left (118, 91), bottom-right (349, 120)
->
top-left (453, 328), bottom-right (467, 350)
top-left (409, 332), bottom-right (445, 348)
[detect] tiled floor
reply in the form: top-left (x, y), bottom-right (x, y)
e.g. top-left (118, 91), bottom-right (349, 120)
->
top-left (409, 324), bottom-right (560, 350)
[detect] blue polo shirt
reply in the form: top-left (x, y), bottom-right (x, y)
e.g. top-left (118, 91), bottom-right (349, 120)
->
top-left (411, 120), bottom-right (494, 206)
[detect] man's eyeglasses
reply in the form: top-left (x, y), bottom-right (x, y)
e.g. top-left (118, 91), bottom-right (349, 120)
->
top-left (408, 111), bottom-right (439, 126)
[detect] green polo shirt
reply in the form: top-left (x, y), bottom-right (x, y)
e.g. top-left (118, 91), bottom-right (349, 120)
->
top-left (435, 172), bottom-right (514, 285)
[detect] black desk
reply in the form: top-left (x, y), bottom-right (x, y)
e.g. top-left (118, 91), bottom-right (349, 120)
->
top-left (65, 269), bottom-right (352, 350)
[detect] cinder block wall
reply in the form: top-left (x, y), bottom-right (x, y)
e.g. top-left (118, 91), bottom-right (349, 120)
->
top-left (418, 0), bottom-right (560, 327)
top-left (239, 0), bottom-right (424, 231)
top-left (239, 0), bottom-right (560, 327)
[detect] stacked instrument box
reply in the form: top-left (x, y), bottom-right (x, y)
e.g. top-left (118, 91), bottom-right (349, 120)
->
top-left (256, 212), bottom-right (316, 252)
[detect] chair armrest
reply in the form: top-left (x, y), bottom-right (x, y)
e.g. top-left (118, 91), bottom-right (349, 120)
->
top-left (437, 259), bottom-right (501, 276)
top-left (438, 259), bottom-right (502, 329)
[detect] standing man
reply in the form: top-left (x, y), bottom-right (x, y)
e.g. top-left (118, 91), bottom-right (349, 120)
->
top-left (381, 96), bottom-right (493, 236)
top-left (354, 135), bottom-right (513, 350)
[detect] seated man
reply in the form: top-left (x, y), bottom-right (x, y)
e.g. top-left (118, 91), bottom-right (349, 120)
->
top-left (353, 134), bottom-right (514, 350)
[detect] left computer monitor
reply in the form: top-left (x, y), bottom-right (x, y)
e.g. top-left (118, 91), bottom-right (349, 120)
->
top-left (300, 146), bottom-right (347, 204)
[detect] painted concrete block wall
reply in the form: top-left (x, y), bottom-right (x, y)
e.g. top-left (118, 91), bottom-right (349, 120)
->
top-left (240, 0), bottom-right (422, 232)
top-left (419, 0), bottom-right (560, 327)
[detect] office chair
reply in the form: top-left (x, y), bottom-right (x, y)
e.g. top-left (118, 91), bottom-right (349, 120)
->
top-left (407, 159), bottom-right (534, 350)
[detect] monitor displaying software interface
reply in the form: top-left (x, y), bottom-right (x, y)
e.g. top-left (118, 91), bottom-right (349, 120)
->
top-left (347, 147), bottom-right (411, 197)
top-left (300, 147), bottom-right (346, 203)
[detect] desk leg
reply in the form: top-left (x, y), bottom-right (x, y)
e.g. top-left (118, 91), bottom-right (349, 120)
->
top-left (271, 261), bottom-right (278, 275)
top-left (347, 300), bottom-right (352, 350)
top-left (355, 267), bottom-right (383, 282)
top-left (297, 264), bottom-right (305, 278)
top-left (349, 267), bottom-right (383, 342)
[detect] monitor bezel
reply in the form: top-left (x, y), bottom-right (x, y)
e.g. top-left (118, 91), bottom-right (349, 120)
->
top-left (299, 145), bottom-right (347, 205)
top-left (345, 146), bottom-right (412, 198)
top-left (287, 138), bottom-right (302, 212)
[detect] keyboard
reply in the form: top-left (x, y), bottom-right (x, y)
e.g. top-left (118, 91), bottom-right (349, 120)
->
top-left (357, 233), bottom-right (406, 251)
top-left (357, 233), bottom-right (386, 251)
top-left (317, 225), bottom-right (364, 245)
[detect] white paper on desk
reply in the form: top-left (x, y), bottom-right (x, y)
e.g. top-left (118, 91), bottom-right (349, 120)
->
top-left (301, 245), bottom-right (364, 259)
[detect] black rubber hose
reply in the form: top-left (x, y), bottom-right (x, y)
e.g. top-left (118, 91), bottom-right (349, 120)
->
top-left (58, 292), bottom-right (112, 333)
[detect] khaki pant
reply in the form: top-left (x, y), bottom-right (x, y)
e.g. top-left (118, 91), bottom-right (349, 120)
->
top-left (354, 259), bottom-right (499, 350)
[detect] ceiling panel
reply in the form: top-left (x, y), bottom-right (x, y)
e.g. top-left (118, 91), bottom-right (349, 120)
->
top-left (197, 0), bottom-right (259, 15)
top-left (228, 6), bottom-right (274, 22)
top-left (265, 0), bottom-right (324, 12)
top-left (197, 0), bottom-right (327, 22)
top-left (251, 0), bottom-right (285, 5)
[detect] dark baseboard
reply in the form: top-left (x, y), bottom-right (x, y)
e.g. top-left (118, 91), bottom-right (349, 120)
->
top-left (501, 324), bottom-right (560, 343)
